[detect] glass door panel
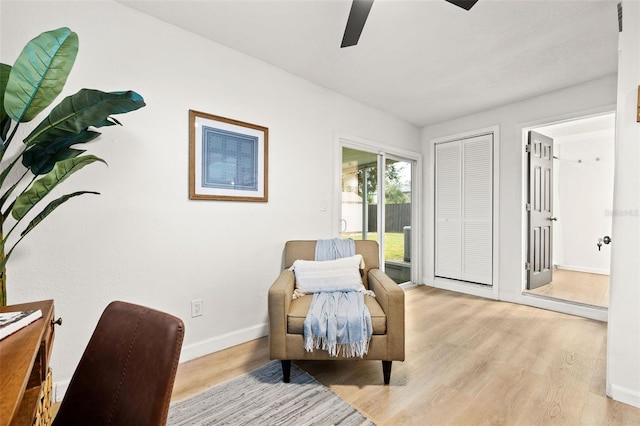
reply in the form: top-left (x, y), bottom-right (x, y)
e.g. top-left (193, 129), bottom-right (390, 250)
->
top-left (341, 146), bottom-right (414, 284)
top-left (341, 147), bottom-right (378, 241)
top-left (383, 158), bottom-right (412, 284)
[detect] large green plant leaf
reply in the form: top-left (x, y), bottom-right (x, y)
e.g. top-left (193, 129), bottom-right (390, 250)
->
top-left (0, 117), bottom-right (10, 145)
top-left (0, 64), bottom-right (11, 123)
top-left (0, 64), bottom-right (12, 146)
top-left (0, 155), bottom-right (23, 206)
top-left (24, 89), bottom-right (145, 145)
top-left (19, 191), bottom-right (100, 238)
top-left (12, 155), bottom-right (106, 220)
top-left (22, 129), bottom-right (100, 175)
top-left (4, 27), bottom-right (78, 123)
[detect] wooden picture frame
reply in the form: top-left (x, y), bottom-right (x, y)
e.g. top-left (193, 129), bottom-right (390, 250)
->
top-left (636, 85), bottom-right (639, 123)
top-left (189, 110), bottom-right (268, 201)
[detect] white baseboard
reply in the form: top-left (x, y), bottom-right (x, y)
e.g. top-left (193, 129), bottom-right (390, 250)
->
top-left (521, 293), bottom-right (608, 322)
top-left (429, 278), bottom-right (497, 300)
top-left (607, 382), bottom-right (640, 408)
top-left (557, 264), bottom-right (610, 275)
top-left (53, 322), bottom-right (269, 403)
top-left (53, 380), bottom-right (70, 403)
top-left (179, 322), bottom-right (268, 363)
top-left (399, 281), bottom-right (420, 290)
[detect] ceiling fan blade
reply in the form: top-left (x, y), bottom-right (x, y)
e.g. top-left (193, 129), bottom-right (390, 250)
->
top-left (341, 0), bottom-right (374, 48)
top-left (444, 0), bottom-right (479, 11)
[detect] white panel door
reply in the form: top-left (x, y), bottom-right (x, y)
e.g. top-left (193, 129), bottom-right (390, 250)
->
top-left (435, 134), bottom-right (493, 285)
top-left (527, 131), bottom-right (554, 289)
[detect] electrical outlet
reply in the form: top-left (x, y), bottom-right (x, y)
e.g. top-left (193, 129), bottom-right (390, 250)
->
top-left (191, 299), bottom-right (203, 318)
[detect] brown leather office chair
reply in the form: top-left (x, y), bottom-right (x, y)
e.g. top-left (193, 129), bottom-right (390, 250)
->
top-left (52, 301), bottom-right (184, 426)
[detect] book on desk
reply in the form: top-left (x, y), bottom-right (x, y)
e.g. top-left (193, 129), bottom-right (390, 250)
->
top-left (0, 309), bottom-right (43, 340)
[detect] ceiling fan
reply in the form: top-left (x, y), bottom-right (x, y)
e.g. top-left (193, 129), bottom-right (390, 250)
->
top-left (341, 0), bottom-right (480, 48)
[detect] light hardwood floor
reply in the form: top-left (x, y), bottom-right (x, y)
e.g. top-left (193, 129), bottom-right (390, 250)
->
top-left (526, 269), bottom-right (609, 307)
top-left (172, 286), bottom-right (640, 425)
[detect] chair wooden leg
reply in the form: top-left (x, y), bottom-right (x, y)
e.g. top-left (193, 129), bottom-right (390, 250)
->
top-left (382, 361), bottom-right (392, 385)
top-left (281, 360), bottom-right (291, 383)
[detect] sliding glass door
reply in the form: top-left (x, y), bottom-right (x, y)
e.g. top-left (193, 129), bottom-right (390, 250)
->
top-left (340, 146), bottom-right (415, 284)
top-left (383, 157), bottom-right (413, 283)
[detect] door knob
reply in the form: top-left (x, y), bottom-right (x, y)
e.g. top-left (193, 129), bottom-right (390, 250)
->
top-left (597, 236), bottom-right (612, 251)
top-left (547, 217), bottom-right (558, 221)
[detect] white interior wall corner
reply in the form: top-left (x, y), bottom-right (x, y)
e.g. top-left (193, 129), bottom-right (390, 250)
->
top-left (605, 0), bottom-right (640, 408)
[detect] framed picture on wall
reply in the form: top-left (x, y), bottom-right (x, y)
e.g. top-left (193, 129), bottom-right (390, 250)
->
top-left (189, 110), bottom-right (268, 201)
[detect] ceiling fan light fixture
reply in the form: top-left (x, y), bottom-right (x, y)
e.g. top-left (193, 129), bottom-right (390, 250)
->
top-left (341, 0), bottom-right (375, 48)
top-left (340, 0), bottom-right (479, 49)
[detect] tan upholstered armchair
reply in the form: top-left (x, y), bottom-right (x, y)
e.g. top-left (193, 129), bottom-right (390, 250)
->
top-left (268, 240), bottom-right (405, 384)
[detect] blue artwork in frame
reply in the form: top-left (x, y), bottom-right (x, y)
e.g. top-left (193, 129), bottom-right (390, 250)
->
top-left (189, 110), bottom-right (268, 201)
top-left (201, 127), bottom-right (259, 191)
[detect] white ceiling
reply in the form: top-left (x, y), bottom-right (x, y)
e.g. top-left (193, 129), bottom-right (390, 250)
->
top-left (118, 0), bottom-right (620, 127)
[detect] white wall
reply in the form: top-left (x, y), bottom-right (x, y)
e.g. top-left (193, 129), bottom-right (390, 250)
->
top-left (422, 74), bottom-right (617, 305)
top-left (554, 132), bottom-right (615, 274)
top-left (0, 0), bottom-right (420, 397)
top-left (607, 0), bottom-right (640, 408)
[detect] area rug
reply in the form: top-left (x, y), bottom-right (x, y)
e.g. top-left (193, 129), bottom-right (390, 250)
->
top-left (168, 360), bottom-right (375, 425)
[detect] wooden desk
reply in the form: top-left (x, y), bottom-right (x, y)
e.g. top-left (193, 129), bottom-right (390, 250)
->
top-left (0, 300), bottom-right (55, 426)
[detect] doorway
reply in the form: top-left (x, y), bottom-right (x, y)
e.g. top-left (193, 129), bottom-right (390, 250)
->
top-left (340, 145), bottom-right (416, 285)
top-left (524, 113), bottom-right (615, 308)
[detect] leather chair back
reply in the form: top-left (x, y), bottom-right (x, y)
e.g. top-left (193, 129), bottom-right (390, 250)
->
top-left (53, 301), bottom-right (184, 426)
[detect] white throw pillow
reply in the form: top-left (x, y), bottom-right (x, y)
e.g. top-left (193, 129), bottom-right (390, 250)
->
top-left (290, 255), bottom-right (365, 295)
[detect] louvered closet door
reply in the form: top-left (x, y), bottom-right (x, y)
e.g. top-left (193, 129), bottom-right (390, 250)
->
top-left (462, 135), bottom-right (493, 284)
top-left (435, 141), bottom-right (462, 280)
top-left (435, 134), bottom-right (493, 285)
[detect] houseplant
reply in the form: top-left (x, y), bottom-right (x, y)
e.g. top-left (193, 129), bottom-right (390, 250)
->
top-left (0, 27), bottom-right (146, 305)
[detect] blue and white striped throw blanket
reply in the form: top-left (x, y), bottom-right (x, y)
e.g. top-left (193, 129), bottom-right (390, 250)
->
top-left (303, 238), bottom-right (373, 358)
